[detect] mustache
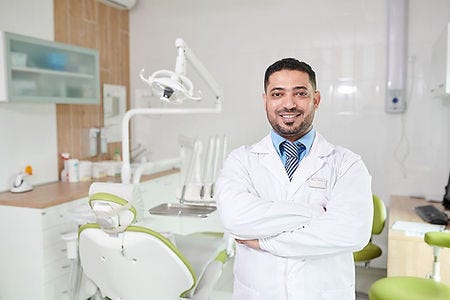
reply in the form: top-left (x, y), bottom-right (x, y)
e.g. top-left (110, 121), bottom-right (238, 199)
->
top-left (277, 108), bottom-right (304, 114)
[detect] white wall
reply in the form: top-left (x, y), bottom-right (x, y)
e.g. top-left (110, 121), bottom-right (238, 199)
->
top-left (0, 0), bottom-right (57, 191)
top-left (130, 0), bottom-right (450, 268)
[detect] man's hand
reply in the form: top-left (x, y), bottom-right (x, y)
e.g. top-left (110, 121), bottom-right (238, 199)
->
top-left (236, 238), bottom-right (260, 249)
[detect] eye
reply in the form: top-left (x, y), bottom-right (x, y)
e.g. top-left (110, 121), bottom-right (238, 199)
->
top-left (296, 90), bottom-right (310, 98)
top-left (270, 91), bottom-right (283, 98)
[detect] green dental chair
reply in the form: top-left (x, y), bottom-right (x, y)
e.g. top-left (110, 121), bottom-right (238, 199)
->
top-left (368, 231), bottom-right (450, 300)
top-left (354, 195), bottom-right (387, 265)
top-left (78, 182), bottom-right (229, 300)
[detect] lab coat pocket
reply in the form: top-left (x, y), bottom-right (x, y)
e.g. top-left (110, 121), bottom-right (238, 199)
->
top-left (320, 286), bottom-right (355, 300)
top-left (305, 186), bottom-right (328, 210)
top-left (233, 277), bottom-right (260, 300)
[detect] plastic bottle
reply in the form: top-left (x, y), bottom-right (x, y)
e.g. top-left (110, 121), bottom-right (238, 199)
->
top-left (113, 149), bottom-right (121, 162)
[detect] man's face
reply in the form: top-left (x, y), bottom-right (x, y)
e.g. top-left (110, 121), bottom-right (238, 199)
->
top-left (263, 69), bottom-right (320, 141)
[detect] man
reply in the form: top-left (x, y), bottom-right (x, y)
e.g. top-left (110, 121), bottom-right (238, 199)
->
top-left (216, 58), bottom-right (373, 300)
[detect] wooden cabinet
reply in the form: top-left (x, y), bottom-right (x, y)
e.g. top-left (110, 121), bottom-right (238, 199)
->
top-left (0, 31), bottom-right (99, 104)
top-left (387, 196), bottom-right (450, 284)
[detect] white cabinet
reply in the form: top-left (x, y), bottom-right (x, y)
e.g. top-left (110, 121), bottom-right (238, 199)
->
top-left (0, 197), bottom-right (87, 300)
top-left (431, 23), bottom-right (450, 98)
top-left (0, 31), bottom-right (100, 104)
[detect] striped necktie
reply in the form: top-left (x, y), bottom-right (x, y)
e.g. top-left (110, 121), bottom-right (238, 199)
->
top-left (282, 141), bottom-right (304, 181)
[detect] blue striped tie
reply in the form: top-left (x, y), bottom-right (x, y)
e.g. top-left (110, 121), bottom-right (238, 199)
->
top-left (282, 141), bottom-right (304, 181)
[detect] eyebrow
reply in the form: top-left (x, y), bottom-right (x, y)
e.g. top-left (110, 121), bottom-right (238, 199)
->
top-left (269, 86), bottom-right (309, 93)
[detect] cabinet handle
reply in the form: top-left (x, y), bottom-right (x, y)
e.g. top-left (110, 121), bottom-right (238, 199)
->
top-left (61, 264), bottom-right (71, 269)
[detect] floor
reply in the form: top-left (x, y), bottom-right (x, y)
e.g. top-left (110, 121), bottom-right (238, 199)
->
top-left (209, 259), bottom-right (387, 300)
top-left (355, 266), bottom-right (387, 299)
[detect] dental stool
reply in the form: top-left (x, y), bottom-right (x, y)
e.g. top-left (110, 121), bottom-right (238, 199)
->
top-left (368, 231), bottom-right (450, 300)
top-left (78, 182), bottom-right (229, 300)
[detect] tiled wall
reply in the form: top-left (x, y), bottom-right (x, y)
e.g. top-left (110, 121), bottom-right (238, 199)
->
top-left (130, 0), bottom-right (450, 268)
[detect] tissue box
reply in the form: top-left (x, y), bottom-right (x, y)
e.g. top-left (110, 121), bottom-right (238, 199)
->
top-left (79, 160), bottom-right (92, 181)
top-left (92, 162), bottom-right (107, 179)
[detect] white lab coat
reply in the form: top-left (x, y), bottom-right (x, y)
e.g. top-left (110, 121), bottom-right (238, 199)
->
top-left (216, 132), bottom-right (373, 300)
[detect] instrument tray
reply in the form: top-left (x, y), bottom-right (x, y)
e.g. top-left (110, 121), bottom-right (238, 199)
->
top-left (149, 203), bottom-right (216, 218)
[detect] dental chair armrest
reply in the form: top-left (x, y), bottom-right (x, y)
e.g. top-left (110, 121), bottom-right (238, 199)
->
top-left (175, 232), bottom-right (230, 299)
top-left (193, 257), bottom-right (228, 300)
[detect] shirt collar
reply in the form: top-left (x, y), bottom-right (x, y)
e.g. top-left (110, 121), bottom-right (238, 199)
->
top-left (271, 128), bottom-right (316, 156)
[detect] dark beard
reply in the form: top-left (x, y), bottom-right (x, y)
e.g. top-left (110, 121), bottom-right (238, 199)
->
top-left (269, 108), bottom-right (315, 140)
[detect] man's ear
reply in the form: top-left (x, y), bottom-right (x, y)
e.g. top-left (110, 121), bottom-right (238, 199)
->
top-left (313, 91), bottom-right (321, 108)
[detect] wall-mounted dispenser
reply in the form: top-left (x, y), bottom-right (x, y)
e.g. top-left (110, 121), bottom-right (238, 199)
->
top-left (386, 0), bottom-right (408, 114)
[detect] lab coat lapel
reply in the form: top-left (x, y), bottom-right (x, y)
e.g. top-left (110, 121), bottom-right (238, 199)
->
top-left (250, 135), bottom-right (289, 185)
top-left (287, 133), bottom-right (333, 199)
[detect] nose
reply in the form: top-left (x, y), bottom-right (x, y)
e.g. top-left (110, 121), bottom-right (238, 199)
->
top-left (282, 93), bottom-right (296, 110)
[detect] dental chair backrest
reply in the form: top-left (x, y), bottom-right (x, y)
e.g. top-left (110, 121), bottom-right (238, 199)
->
top-left (79, 182), bottom-right (198, 299)
top-left (88, 182), bottom-right (144, 233)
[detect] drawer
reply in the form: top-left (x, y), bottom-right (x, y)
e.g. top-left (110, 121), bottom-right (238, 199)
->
top-left (41, 206), bottom-right (67, 229)
top-left (44, 257), bottom-right (72, 283)
top-left (41, 197), bottom-right (90, 229)
top-left (44, 273), bottom-right (71, 300)
top-left (44, 240), bottom-right (69, 264)
top-left (43, 222), bottom-right (77, 248)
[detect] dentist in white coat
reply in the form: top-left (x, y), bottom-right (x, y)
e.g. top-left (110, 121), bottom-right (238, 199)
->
top-left (216, 58), bottom-right (373, 300)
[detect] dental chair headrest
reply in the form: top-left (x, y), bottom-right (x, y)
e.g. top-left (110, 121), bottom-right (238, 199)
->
top-left (88, 182), bottom-right (143, 233)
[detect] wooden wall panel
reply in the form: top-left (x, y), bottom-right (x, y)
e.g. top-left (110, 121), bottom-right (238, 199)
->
top-left (54, 0), bottom-right (69, 41)
top-left (54, 0), bottom-right (130, 173)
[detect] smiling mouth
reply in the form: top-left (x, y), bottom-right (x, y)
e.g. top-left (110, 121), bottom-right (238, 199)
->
top-left (280, 113), bottom-right (302, 122)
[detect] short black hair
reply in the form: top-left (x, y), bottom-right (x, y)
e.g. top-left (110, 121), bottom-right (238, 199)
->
top-left (264, 58), bottom-right (317, 92)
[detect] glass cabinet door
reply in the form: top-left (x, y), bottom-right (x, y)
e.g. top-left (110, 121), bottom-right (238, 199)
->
top-left (2, 31), bottom-right (100, 104)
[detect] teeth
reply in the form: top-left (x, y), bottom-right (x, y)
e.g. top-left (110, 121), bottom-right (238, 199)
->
top-left (281, 115), bottom-right (296, 118)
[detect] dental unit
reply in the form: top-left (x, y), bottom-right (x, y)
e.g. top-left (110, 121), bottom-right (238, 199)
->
top-left (121, 38), bottom-right (224, 185)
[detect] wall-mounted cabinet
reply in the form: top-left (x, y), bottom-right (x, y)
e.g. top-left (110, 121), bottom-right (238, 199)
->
top-left (431, 23), bottom-right (450, 98)
top-left (0, 31), bottom-right (100, 104)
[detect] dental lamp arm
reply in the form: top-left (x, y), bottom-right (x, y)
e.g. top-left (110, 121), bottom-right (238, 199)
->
top-left (175, 38), bottom-right (223, 103)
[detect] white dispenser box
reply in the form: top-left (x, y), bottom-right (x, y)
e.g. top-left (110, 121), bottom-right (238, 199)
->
top-left (66, 159), bottom-right (79, 183)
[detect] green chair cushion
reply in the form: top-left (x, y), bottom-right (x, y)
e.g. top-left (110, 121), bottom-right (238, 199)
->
top-left (372, 195), bottom-right (386, 235)
top-left (425, 231), bottom-right (450, 248)
top-left (353, 242), bottom-right (382, 262)
top-left (369, 276), bottom-right (450, 300)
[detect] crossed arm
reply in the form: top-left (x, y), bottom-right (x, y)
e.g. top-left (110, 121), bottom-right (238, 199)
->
top-left (216, 148), bottom-right (373, 257)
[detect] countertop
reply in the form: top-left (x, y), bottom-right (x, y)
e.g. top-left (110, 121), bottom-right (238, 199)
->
top-left (0, 169), bottom-right (179, 209)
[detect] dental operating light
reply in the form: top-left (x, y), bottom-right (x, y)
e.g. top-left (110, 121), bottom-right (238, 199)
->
top-left (140, 38), bottom-right (221, 104)
top-left (121, 38), bottom-right (223, 184)
top-left (139, 70), bottom-right (200, 103)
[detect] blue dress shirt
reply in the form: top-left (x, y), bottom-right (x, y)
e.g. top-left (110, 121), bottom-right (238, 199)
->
top-left (271, 128), bottom-right (316, 165)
